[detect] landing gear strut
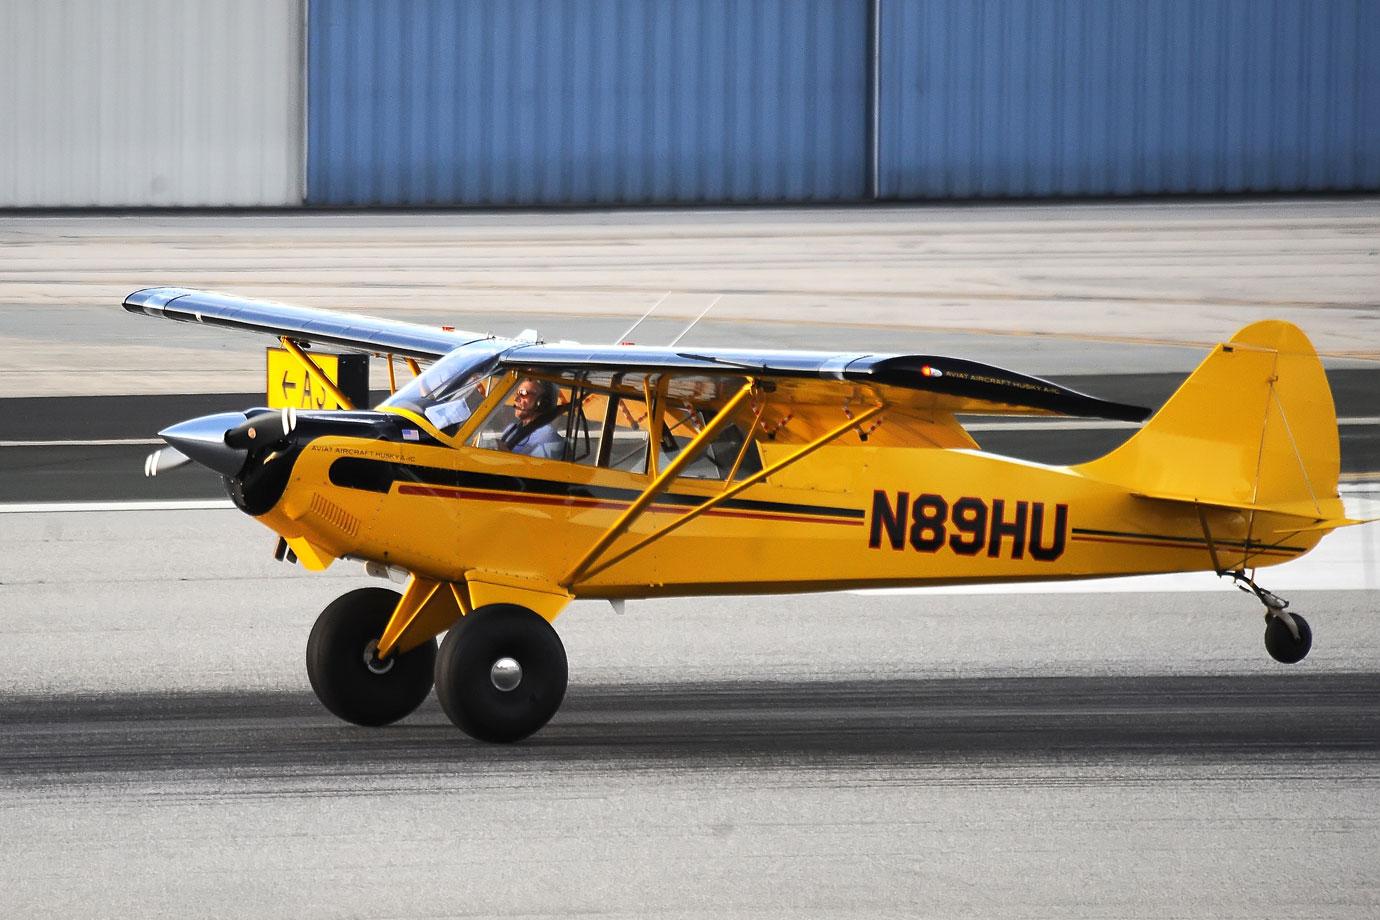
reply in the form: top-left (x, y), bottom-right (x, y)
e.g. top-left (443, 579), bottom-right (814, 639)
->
top-left (1227, 571), bottom-right (1312, 664)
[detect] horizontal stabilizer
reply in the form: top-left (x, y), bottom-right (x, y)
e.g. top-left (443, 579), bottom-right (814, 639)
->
top-left (1271, 518), bottom-right (1371, 534)
top-left (1130, 489), bottom-right (1365, 533)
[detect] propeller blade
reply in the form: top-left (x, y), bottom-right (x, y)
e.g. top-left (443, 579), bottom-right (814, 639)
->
top-left (144, 447), bottom-right (191, 478)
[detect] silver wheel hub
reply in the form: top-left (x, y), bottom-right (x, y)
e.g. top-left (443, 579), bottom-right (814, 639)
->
top-left (363, 640), bottom-right (394, 675)
top-left (490, 657), bottom-right (523, 692)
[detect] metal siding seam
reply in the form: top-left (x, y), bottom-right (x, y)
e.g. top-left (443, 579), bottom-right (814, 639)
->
top-left (381, 4), bottom-right (403, 204)
top-left (782, 0), bottom-right (800, 201)
top-left (517, 0), bottom-right (534, 205)
top-left (1220, 0), bottom-right (1242, 193)
top-left (477, 0), bottom-right (496, 205)
top-left (306, 0), bottom-right (322, 203)
top-left (1269, 0), bottom-right (1290, 190)
top-left (932, 0), bottom-right (951, 196)
top-left (349, 0), bottom-right (370, 204)
top-left (1362, 0), bottom-right (1380, 186)
top-left (1245, 0), bottom-right (1266, 191)
top-left (745, 0), bottom-right (763, 199)
top-left (299, 0), bottom-right (309, 205)
top-left (503, 0), bottom-right (519, 205)
top-left (408, 4), bottom-right (429, 203)
top-left (1321, 0), bottom-right (1343, 188)
top-left (1311, 1), bottom-right (1334, 188)
top-left (652, 0), bottom-right (670, 201)
top-left (432, 0), bottom-right (454, 204)
top-left (678, 0), bottom-right (698, 202)
top-left (704, 0), bottom-right (725, 203)
top-left (570, 5), bottom-right (593, 204)
top-left (977, 0), bottom-right (996, 196)
top-left (786, 0), bottom-right (803, 202)
top-left (867, 0), bottom-right (879, 199)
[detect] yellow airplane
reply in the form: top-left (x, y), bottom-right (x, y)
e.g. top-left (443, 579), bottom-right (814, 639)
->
top-left (128, 288), bottom-right (1361, 743)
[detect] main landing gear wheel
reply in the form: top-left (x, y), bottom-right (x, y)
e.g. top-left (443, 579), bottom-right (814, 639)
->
top-left (434, 603), bottom-right (568, 743)
top-left (306, 587), bottom-right (437, 726)
top-left (1264, 612), bottom-right (1312, 664)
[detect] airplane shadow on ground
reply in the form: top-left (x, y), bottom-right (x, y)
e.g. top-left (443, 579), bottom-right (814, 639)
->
top-left (2, 674), bottom-right (1377, 783)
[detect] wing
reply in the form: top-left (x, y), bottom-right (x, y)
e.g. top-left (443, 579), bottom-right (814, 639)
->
top-left (124, 288), bottom-right (1150, 421)
top-left (500, 343), bottom-right (1151, 421)
top-left (123, 287), bottom-right (491, 361)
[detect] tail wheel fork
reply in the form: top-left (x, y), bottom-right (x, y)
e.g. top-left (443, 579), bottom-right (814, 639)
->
top-left (1228, 570), bottom-right (1313, 664)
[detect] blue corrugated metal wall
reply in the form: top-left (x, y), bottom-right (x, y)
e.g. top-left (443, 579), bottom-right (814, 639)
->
top-left (878, 0), bottom-right (1380, 198)
top-left (308, 0), bottom-right (869, 206)
top-left (308, 0), bottom-right (1380, 205)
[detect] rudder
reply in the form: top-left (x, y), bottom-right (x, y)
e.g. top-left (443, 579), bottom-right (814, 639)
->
top-left (1075, 321), bottom-right (1342, 520)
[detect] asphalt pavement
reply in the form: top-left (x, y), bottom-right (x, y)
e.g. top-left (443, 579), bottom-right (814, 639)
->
top-left (1, 203), bottom-right (1376, 919)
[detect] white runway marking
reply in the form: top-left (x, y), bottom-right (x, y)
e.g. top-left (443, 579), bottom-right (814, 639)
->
top-left (0, 438), bottom-right (163, 447)
top-left (0, 499), bottom-right (235, 513)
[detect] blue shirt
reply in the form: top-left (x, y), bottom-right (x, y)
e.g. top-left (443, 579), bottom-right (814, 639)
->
top-left (504, 422), bottom-right (565, 459)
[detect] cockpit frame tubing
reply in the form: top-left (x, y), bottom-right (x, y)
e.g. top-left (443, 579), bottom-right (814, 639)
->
top-left (723, 397), bottom-right (768, 487)
top-left (575, 401), bottom-right (885, 585)
top-left (278, 336), bottom-right (355, 410)
top-left (644, 375), bottom-right (670, 476)
top-left (562, 378), bottom-right (757, 587)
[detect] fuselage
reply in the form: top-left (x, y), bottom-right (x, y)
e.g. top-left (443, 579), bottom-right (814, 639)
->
top-left (243, 411), bottom-right (1328, 600)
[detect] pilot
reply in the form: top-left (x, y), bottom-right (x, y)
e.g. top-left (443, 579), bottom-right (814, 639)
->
top-left (501, 378), bottom-right (565, 459)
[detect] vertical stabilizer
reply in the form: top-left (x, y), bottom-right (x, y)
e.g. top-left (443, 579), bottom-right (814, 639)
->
top-left (1075, 321), bottom-right (1342, 521)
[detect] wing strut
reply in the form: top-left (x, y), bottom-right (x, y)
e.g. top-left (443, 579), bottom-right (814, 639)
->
top-left (571, 400), bottom-right (886, 588)
top-left (279, 337), bottom-right (356, 410)
top-left (562, 379), bottom-right (757, 587)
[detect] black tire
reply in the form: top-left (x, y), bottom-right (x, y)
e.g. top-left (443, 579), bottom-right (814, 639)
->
top-left (306, 587), bottom-right (437, 726)
top-left (434, 604), bottom-right (568, 743)
top-left (1264, 612), bottom-right (1312, 664)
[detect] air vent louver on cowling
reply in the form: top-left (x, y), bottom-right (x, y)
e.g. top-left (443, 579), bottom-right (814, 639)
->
top-left (308, 492), bottom-right (360, 538)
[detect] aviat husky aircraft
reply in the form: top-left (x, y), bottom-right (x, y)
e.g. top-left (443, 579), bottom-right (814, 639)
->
top-left (127, 287), bottom-right (1361, 742)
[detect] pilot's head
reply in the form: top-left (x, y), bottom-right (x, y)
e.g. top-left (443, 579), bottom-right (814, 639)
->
top-left (514, 378), bottom-right (557, 423)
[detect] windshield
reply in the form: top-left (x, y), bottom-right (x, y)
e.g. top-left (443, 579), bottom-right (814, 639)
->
top-left (380, 342), bottom-right (512, 432)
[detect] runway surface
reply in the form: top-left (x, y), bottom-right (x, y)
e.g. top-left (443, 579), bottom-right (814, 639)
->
top-left (1, 505), bottom-right (1378, 918)
top-left (2, 202), bottom-right (1377, 918)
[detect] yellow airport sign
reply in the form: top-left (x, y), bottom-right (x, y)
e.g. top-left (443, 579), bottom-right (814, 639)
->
top-left (266, 347), bottom-right (368, 410)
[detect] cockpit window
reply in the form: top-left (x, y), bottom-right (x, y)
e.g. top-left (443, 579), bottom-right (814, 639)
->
top-left (380, 343), bottom-right (510, 435)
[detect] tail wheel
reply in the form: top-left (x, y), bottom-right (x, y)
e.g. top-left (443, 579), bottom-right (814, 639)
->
top-left (1264, 612), bottom-right (1313, 664)
top-left (434, 604), bottom-right (568, 743)
top-left (306, 587), bottom-right (437, 726)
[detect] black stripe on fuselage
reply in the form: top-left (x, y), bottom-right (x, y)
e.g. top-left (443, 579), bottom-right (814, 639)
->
top-left (1071, 526), bottom-right (1307, 554)
top-left (328, 456), bottom-right (864, 521)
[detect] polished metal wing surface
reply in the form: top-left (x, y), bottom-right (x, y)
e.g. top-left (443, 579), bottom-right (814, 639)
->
top-left (123, 287), bottom-right (491, 361)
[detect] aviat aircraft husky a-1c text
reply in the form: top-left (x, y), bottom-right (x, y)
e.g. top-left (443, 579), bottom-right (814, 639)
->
top-left (128, 288), bottom-right (1364, 742)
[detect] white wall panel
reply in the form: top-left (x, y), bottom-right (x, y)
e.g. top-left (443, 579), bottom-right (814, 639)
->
top-left (0, 0), bottom-right (302, 206)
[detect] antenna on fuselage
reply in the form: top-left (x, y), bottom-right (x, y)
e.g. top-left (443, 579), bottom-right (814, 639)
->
top-left (614, 291), bottom-right (671, 344)
top-left (666, 295), bottom-right (722, 348)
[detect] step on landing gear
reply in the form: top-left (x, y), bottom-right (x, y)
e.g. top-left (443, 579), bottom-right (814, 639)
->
top-left (1228, 571), bottom-right (1312, 664)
